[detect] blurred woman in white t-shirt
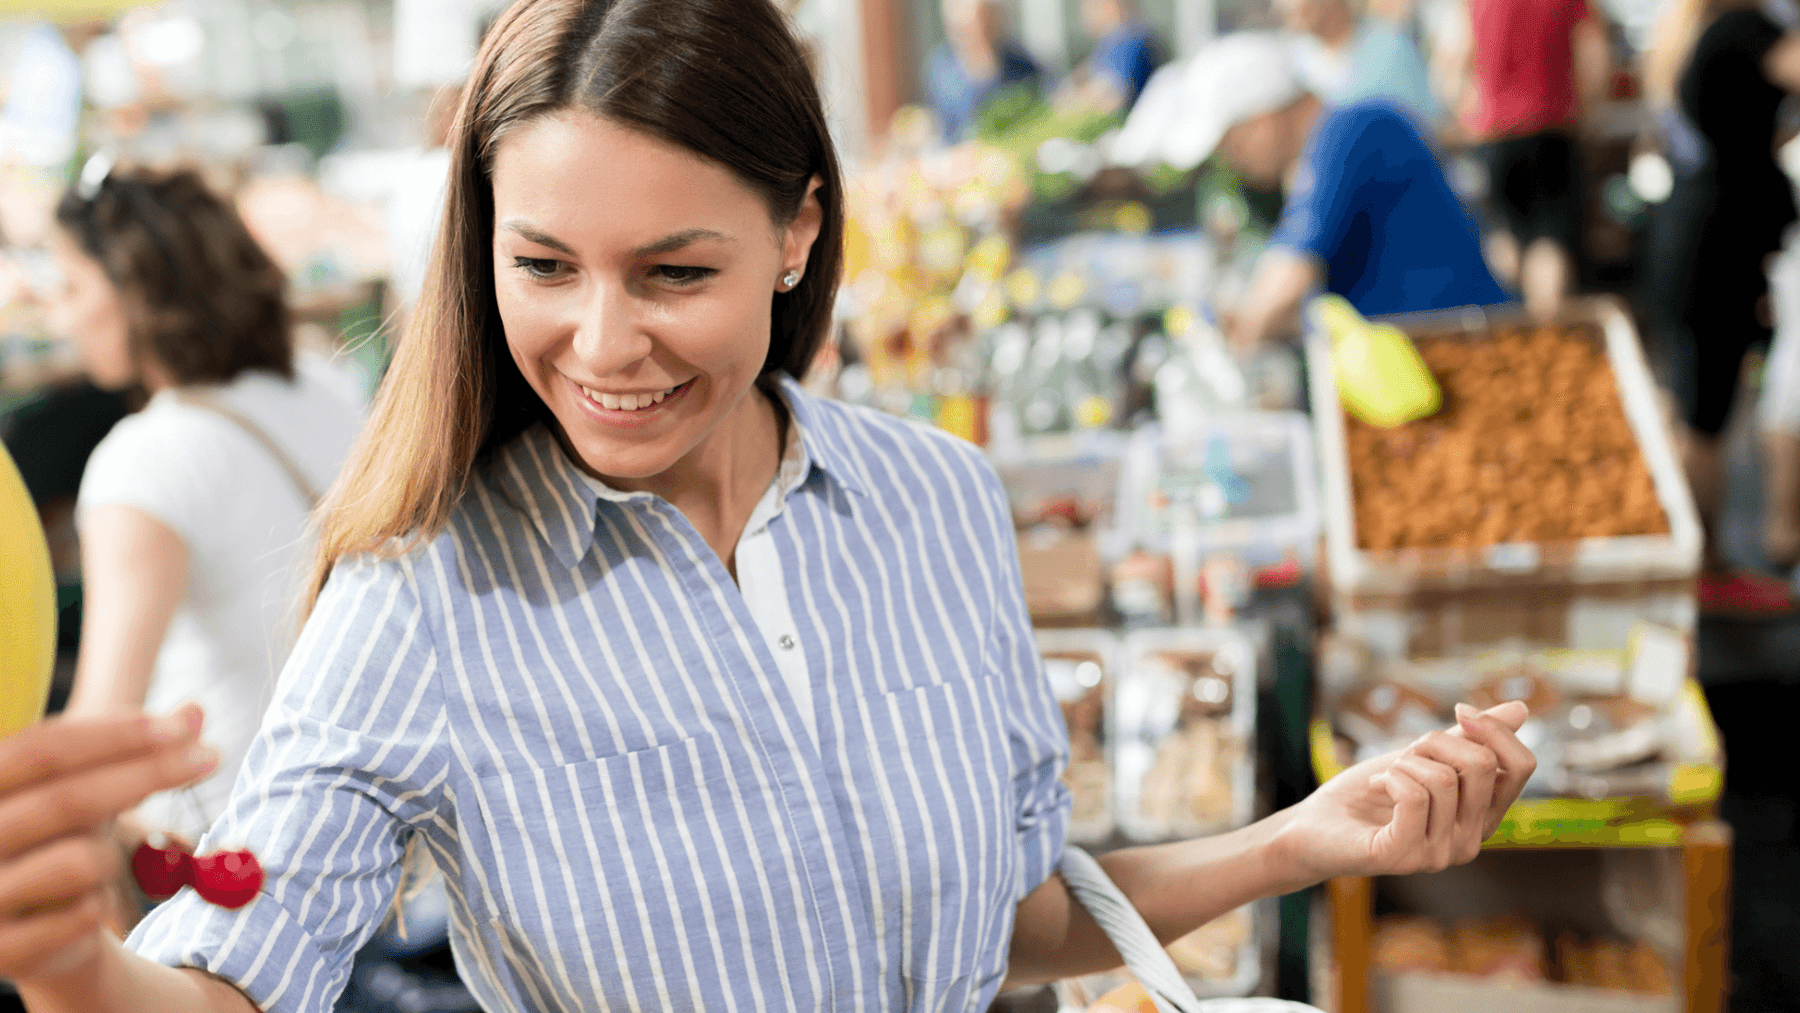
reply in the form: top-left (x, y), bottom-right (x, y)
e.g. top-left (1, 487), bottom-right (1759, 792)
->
top-left (47, 163), bottom-right (363, 850)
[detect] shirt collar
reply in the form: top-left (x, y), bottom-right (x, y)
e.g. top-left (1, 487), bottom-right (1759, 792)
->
top-left (777, 375), bottom-right (871, 500)
top-left (490, 376), bottom-right (869, 570)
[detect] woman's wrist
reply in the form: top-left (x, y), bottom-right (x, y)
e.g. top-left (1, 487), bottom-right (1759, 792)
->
top-left (18, 932), bottom-right (253, 1013)
top-left (1098, 807), bottom-right (1322, 947)
top-left (15, 926), bottom-right (118, 1011)
top-left (1257, 804), bottom-right (1329, 894)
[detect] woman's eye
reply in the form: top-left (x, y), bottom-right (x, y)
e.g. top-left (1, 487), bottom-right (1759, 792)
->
top-left (653, 265), bottom-right (716, 286)
top-left (512, 256), bottom-right (564, 279)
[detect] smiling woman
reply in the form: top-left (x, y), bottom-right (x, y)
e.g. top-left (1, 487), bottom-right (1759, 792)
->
top-left (486, 112), bottom-right (823, 564)
top-left (4, 2), bottom-right (1534, 1012)
top-left (306, 0), bottom-right (843, 586)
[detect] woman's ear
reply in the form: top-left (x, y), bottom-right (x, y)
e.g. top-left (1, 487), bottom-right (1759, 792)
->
top-left (780, 175), bottom-right (825, 285)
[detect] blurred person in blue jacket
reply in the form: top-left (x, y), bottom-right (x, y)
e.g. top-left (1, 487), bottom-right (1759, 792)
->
top-left (1059, 0), bottom-right (1166, 113)
top-left (1114, 33), bottom-right (1506, 352)
top-left (925, 0), bottom-right (1043, 140)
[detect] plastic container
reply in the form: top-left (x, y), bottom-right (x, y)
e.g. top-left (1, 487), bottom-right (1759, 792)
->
top-left (1037, 629), bottom-right (1122, 845)
top-left (998, 435), bottom-right (1129, 625)
top-left (1306, 298), bottom-right (1701, 659)
top-left (1310, 680), bottom-right (1726, 845)
top-left (1114, 628), bottom-right (1258, 844)
top-left (1118, 416), bottom-right (1319, 569)
top-left (994, 432), bottom-right (1128, 534)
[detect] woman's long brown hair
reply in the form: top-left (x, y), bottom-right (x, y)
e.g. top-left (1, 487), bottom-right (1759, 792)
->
top-left (305, 0), bottom-right (844, 612)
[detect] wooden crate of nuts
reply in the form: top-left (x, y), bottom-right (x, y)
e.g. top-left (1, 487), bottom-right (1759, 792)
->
top-left (1306, 297), bottom-right (1702, 660)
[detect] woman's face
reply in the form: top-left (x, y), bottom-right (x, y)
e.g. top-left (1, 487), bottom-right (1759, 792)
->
top-left (48, 231), bottom-right (135, 390)
top-left (490, 111), bottom-right (819, 485)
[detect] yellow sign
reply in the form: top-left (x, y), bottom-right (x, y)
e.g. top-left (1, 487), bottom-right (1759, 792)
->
top-left (0, 442), bottom-right (54, 739)
top-left (0, 1), bottom-right (141, 17)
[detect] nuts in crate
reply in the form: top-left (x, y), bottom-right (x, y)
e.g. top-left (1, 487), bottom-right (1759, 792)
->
top-left (1346, 325), bottom-right (1668, 551)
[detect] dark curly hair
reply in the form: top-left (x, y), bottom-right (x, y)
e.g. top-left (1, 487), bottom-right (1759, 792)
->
top-left (55, 166), bottom-right (293, 385)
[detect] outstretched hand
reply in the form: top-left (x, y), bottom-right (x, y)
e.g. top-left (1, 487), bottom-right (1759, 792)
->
top-left (1276, 701), bottom-right (1537, 882)
top-left (0, 704), bottom-right (216, 986)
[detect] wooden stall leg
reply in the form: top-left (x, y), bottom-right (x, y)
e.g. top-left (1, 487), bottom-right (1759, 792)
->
top-left (1683, 821), bottom-right (1732, 1013)
top-left (1328, 876), bottom-right (1373, 1013)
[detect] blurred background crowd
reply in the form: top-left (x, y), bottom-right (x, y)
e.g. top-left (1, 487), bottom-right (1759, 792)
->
top-left (2, 0), bottom-right (1799, 1010)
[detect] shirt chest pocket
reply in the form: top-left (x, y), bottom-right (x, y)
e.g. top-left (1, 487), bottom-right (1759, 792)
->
top-left (459, 736), bottom-right (767, 1010)
top-left (856, 672), bottom-right (1019, 995)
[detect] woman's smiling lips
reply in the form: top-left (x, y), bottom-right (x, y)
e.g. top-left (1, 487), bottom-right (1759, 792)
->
top-left (567, 375), bottom-right (694, 426)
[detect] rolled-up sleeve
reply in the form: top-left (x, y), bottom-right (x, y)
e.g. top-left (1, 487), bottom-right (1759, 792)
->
top-left (126, 554), bottom-right (449, 1013)
top-left (972, 461), bottom-right (1072, 900)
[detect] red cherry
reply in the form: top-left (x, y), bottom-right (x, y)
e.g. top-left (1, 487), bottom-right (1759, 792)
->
top-left (191, 849), bottom-right (264, 909)
top-left (131, 840), bottom-right (194, 900)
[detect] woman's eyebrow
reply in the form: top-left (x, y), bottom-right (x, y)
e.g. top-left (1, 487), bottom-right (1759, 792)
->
top-left (631, 228), bottom-right (733, 256)
top-left (498, 223), bottom-right (733, 258)
top-left (500, 220), bottom-right (577, 256)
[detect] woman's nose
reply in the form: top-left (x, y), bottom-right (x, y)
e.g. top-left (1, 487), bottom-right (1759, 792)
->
top-left (571, 281), bottom-right (654, 373)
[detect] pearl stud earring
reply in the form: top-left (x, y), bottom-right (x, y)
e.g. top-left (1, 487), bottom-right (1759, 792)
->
top-left (782, 270), bottom-right (801, 288)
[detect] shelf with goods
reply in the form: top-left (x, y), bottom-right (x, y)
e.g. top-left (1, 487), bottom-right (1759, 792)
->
top-left (831, 103), bottom-right (1301, 455)
top-left (1035, 623), bottom-right (1278, 1010)
top-left (1305, 646), bottom-right (1729, 1013)
top-left (994, 393), bottom-right (1325, 1013)
top-left (992, 347), bottom-right (1321, 1008)
top-left (1311, 821), bottom-right (1729, 1013)
top-left (1300, 298), bottom-right (1726, 1013)
top-left (1305, 637), bottom-right (1729, 1012)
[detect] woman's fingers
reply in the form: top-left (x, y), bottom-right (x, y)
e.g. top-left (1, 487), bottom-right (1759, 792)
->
top-left (1408, 730), bottom-right (1500, 862)
top-left (0, 704), bottom-right (202, 797)
top-left (1387, 755), bottom-right (1460, 870)
top-left (0, 835), bottom-right (122, 919)
top-left (1371, 769), bottom-right (1429, 863)
top-left (1454, 703), bottom-right (1539, 833)
top-left (0, 894), bottom-right (105, 982)
top-left (0, 738), bottom-right (218, 860)
top-left (1479, 700), bottom-right (1529, 733)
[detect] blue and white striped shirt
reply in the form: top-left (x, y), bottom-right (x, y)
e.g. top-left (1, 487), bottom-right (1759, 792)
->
top-left (127, 378), bottom-right (1072, 1013)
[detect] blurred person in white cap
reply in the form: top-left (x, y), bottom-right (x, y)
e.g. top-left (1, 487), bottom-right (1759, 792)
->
top-left (1116, 33), bottom-right (1506, 352)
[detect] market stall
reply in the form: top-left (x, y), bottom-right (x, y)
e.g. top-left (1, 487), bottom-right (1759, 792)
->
top-left (1304, 299), bottom-right (1726, 1013)
top-left (830, 79), bottom-right (1731, 1008)
top-left (0, 0), bottom-right (1761, 1008)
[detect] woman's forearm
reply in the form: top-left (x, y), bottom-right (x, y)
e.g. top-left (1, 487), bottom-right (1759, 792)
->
top-left (1006, 808), bottom-right (1315, 988)
top-left (19, 933), bottom-right (256, 1013)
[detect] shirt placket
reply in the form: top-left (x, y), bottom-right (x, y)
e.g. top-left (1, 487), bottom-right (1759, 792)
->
top-left (644, 496), bottom-right (871, 1010)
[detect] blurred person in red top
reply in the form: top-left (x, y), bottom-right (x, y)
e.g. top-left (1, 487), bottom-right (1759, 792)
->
top-left (1451, 0), bottom-right (1611, 319)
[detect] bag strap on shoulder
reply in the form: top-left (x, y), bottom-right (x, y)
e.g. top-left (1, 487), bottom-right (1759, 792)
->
top-left (172, 391), bottom-right (320, 509)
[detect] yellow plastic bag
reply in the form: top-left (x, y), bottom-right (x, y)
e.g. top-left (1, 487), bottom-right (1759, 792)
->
top-left (1313, 295), bottom-right (1441, 428)
top-left (0, 442), bottom-right (55, 738)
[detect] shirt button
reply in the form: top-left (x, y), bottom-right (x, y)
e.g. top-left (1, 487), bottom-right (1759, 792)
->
top-left (778, 634), bottom-right (796, 651)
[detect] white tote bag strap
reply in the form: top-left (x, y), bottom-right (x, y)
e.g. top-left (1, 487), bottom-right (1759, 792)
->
top-left (1058, 847), bottom-right (1327, 1013)
top-left (1060, 847), bottom-right (1203, 1013)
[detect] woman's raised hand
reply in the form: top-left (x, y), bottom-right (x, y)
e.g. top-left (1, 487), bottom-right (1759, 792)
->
top-left (0, 703), bottom-right (215, 986)
top-left (1275, 701), bottom-right (1537, 882)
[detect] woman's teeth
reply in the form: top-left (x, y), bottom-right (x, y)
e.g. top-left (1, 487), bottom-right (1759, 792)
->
top-left (583, 385), bottom-right (677, 411)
